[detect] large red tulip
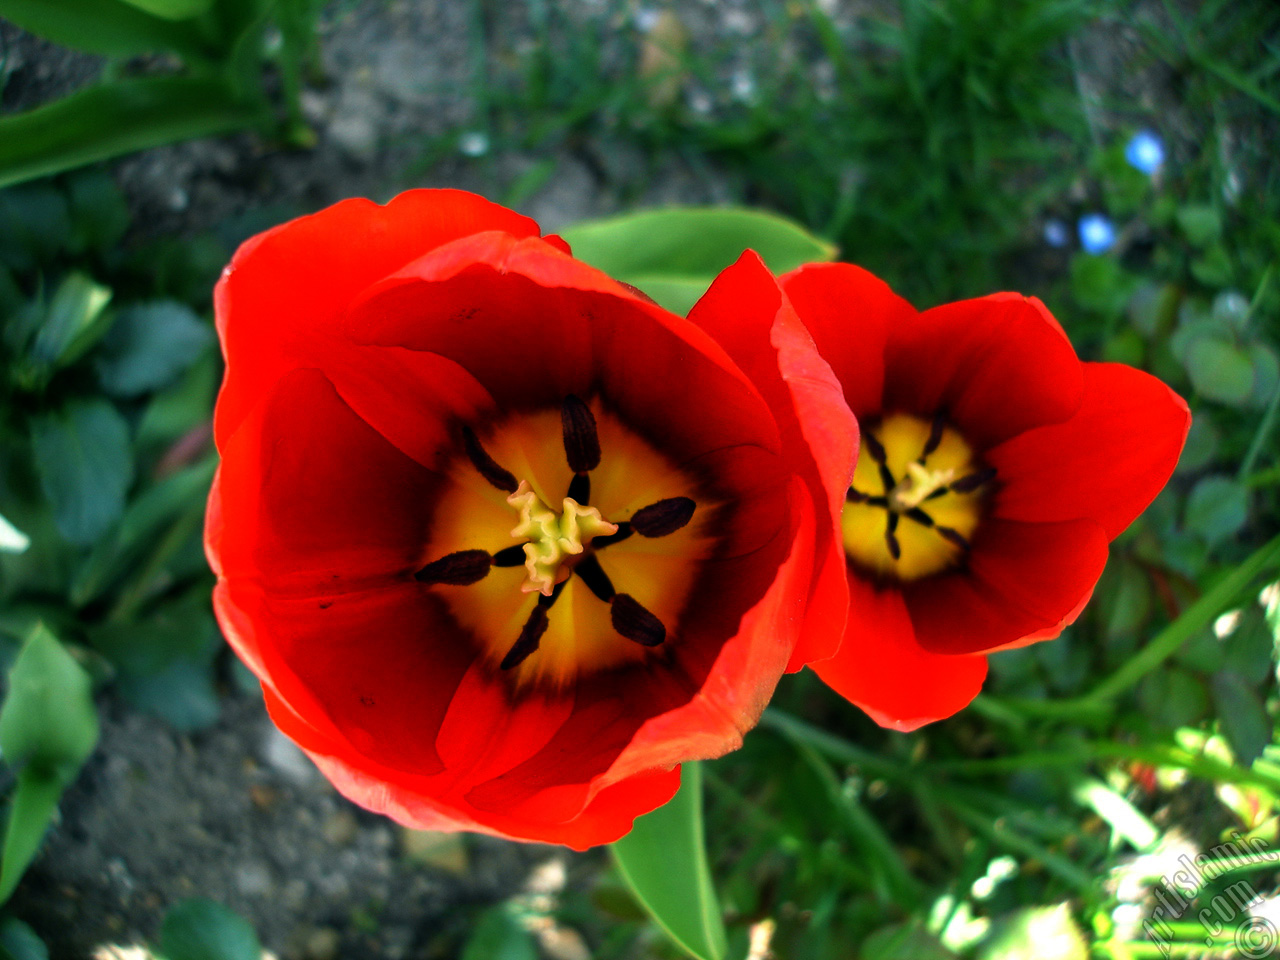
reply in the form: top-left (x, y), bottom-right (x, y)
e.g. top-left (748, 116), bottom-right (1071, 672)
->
top-left (206, 190), bottom-right (855, 848)
top-left (782, 263), bottom-right (1190, 731)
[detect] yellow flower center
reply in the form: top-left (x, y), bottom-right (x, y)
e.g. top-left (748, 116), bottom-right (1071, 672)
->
top-left (416, 398), bottom-right (713, 691)
top-left (842, 412), bottom-right (995, 581)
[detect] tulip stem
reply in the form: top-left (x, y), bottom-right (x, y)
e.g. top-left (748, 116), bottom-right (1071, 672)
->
top-left (999, 531), bottom-right (1280, 719)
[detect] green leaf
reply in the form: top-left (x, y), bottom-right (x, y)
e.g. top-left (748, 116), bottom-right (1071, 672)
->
top-left (1211, 671), bottom-right (1270, 766)
top-left (863, 922), bottom-right (955, 960)
top-left (0, 770), bottom-right (63, 904)
top-left (0, 0), bottom-right (209, 57)
top-left (0, 917), bottom-right (49, 960)
top-left (115, 0), bottom-right (212, 20)
top-left (66, 168), bottom-right (131, 254)
top-left (160, 899), bottom-right (262, 960)
top-left (1184, 336), bottom-right (1254, 405)
top-left (31, 398), bottom-right (134, 546)
top-left (624, 276), bottom-right (713, 316)
top-left (0, 184), bottom-right (72, 271)
top-left (0, 513), bottom-right (30, 555)
top-left (0, 624), bottom-right (98, 778)
top-left (977, 905), bottom-right (1087, 960)
top-left (1071, 779), bottom-right (1159, 851)
top-left (1184, 474), bottom-right (1249, 545)
top-left (1248, 343), bottom-right (1279, 409)
top-left (1176, 205), bottom-right (1224, 247)
top-left (29, 272), bottom-right (113, 372)
top-left (96, 301), bottom-right (213, 397)
top-left (460, 904), bottom-right (538, 960)
top-left (560, 207), bottom-right (837, 314)
top-left (0, 78), bottom-right (266, 191)
top-left (611, 762), bottom-right (726, 960)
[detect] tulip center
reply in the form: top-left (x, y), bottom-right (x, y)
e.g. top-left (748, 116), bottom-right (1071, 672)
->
top-left (843, 411), bottom-right (995, 581)
top-left (415, 397), bottom-right (710, 690)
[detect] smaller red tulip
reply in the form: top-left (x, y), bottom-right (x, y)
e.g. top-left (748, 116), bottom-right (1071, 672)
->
top-left (782, 263), bottom-right (1190, 731)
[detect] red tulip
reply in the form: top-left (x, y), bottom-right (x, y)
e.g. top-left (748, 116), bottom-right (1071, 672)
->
top-left (782, 263), bottom-right (1190, 731)
top-left (206, 190), bottom-right (854, 848)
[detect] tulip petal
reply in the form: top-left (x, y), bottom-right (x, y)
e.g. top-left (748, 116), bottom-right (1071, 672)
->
top-left (780, 262), bottom-right (915, 418)
top-left (987, 362), bottom-right (1191, 538)
top-left (214, 190), bottom-right (544, 447)
top-left (813, 574), bottom-right (988, 731)
top-left (885, 294), bottom-right (1084, 448)
top-left (688, 252), bottom-right (858, 668)
top-left (904, 516), bottom-right (1110, 655)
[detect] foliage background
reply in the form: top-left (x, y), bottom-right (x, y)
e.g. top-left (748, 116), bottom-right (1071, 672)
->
top-left (0, 0), bottom-right (1278, 957)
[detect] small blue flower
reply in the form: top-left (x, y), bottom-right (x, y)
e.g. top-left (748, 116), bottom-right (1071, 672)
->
top-left (1125, 130), bottom-right (1165, 175)
top-left (1043, 218), bottom-right (1069, 248)
top-left (1078, 213), bottom-right (1116, 255)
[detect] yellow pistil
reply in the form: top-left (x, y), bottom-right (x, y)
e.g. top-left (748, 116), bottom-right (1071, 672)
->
top-left (506, 480), bottom-right (618, 595)
top-left (843, 412), bottom-right (992, 582)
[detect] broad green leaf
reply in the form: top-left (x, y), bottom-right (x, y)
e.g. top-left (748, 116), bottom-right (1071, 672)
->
top-left (977, 904), bottom-right (1087, 960)
top-left (625, 276), bottom-right (713, 316)
top-left (0, 78), bottom-right (265, 191)
top-left (115, 0), bottom-right (212, 20)
top-left (0, 624), bottom-right (98, 778)
top-left (96, 301), bottom-right (213, 396)
top-left (29, 272), bottom-right (113, 371)
top-left (460, 904), bottom-right (538, 960)
top-left (0, 917), bottom-right (49, 960)
top-left (1248, 343), bottom-right (1279, 408)
top-left (31, 398), bottom-right (134, 546)
top-left (560, 207), bottom-right (837, 313)
top-left (160, 899), bottom-right (262, 960)
top-left (1184, 336), bottom-right (1254, 405)
top-left (1184, 474), bottom-right (1249, 545)
top-left (0, 0), bottom-right (209, 57)
top-left (1211, 671), bottom-right (1270, 766)
top-left (0, 770), bottom-right (62, 904)
top-left (1136, 666), bottom-right (1209, 729)
top-left (611, 763), bottom-right (726, 960)
top-left (1176, 205), bottom-right (1224, 247)
top-left (863, 922), bottom-right (955, 960)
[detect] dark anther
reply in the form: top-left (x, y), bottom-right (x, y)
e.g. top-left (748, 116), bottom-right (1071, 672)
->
top-left (848, 488), bottom-right (888, 507)
top-left (574, 555), bottom-right (616, 602)
top-left (905, 507), bottom-right (934, 528)
top-left (491, 545), bottom-right (527, 567)
top-left (415, 549), bottom-right (492, 585)
top-left (920, 410), bottom-right (946, 462)
top-left (936, 525), bottom-right (971, 550)
top-left (631, 497), bottom-right (696, 538)
top-left (950, 467), bottom-right (997, 494)
top-left (591, 523), bottom-right (633, 550)
top-left (885, 512), bottom-right (902, 560)
top-left (611, 594), bottom-right (666, 646)
top-left (462, 426), bottom-right (518, 493)
top-left (567, 472), bottom-right (590, 504)
top-left (501, 606), bottom-right (550, 670)
top-left (561, 395), bottom-right (601, 474)
top-left (538, 578), bottom-right (568, 608)
top-left (862, 429), bottom-right (887, 465)
top-left (877, 462), bottom-right (897, 496)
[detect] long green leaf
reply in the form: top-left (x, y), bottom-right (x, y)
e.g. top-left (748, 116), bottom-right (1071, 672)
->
top-left (115, 0), bottom-right (213, 20)
top-left (0, 77), bottom-right (266, 191)
top-left (0, 771), bottom-right (62, 904)
top-left (0, 0), bottom-right (209, 56)
top-left (611, 763), bottom-right (726, 960)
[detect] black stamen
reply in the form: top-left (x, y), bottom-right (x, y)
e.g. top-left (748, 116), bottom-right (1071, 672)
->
top-left (561, 395), bottom-right (601, 473)
top-left (847, 488), bottom-right (889, 508)
top-left (539, 578), bottom-right (568, 608)
top-left (936, 526), bottom-right (971, 550)
top-left (630, 497), bottom-right (696, 537)
top-left (567, 472), bottom-right (590, 504)
top-left (920, 410), bottom-right (946, 462)
top-left (491, 545), bottom-right (527, 567)
top-left (905, 507), bottom-right (934, 528)
top-left (462, 426), bottom-right (518, 493)
top-left (878, 463), bottom-right (897, 495)
top-left (591, 523), bottom-right (633, 550)
top-left (574, 555), bottom-right (616, 602)
top-left (885, 512), bottom-right (901, 560)
top-left (415, 549), bottom-right (492, 585)
top-left (501, 606), bottom-right (550, 670)
top-left (611, 594), bottom-right (666, 646)
top-left (862, 429), bottom-right (888, 465)
top-left (950, 467), bottom-right (997, 494)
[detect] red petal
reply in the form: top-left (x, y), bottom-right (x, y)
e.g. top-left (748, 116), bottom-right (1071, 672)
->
top-left (814, 574), bottom-right (988, 731)
top-left (213, 190), bottom-right (544, 448)
top-left (904, 517), bottom-right (1110, 655)
top-left (688, 252), bottom-right (859, 667)
top-left (988, 362), bottom-right (1190, 539)
top-left (780, 262), bottom-right (915, 419)
top-left (884, 294), bottom-right (1084, 448)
